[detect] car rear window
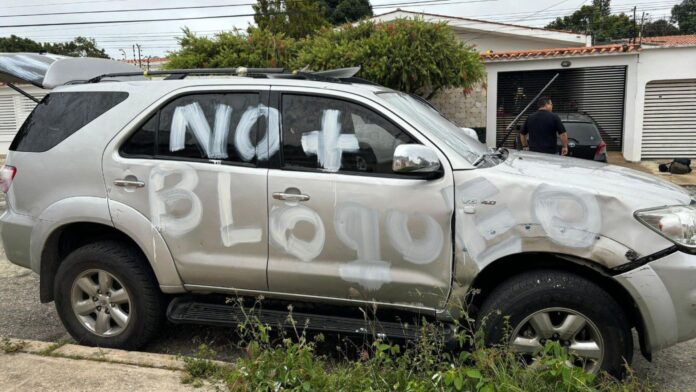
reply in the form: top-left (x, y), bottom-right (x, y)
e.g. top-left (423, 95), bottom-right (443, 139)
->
top-left (10, 91), bottom-right (128, 152)
top-left (563, 122), bottom-right (601, 145)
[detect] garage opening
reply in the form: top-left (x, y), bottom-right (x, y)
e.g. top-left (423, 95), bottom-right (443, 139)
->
top-left (641, 79), bottom-right (696, 159)
top-left (496, 66), bottom-right (627, 151)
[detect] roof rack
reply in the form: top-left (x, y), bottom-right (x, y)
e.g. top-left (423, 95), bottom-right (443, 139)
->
top-left (87, 66), bottom-right (368, 85)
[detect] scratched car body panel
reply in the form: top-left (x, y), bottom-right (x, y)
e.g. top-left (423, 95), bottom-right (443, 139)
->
top-left (2, 63), bottom-right (696, 372)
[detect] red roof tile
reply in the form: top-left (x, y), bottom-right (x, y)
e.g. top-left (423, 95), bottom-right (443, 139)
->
top-left (481, 44), bottom-right (640, 61)
top-left (641, 35), bottom-right (696, 46)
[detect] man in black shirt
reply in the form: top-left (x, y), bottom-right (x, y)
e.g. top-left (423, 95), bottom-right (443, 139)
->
top-left (520, 97), bottom-right (569, 156)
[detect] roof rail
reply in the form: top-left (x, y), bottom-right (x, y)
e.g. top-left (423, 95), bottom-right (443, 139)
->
top-left (86, 66), bottom-right (365, 85)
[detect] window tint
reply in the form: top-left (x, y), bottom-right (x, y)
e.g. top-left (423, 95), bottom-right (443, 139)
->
top-left (563, 122), bottom-right (601, 144)
top-left (121, 93), bottom-right (266, 164)
top-left (121, 114), bottom-right (156, 156)
top-left (281, 94), bottom-right (416, 174)
top-left (11, 91), bottom-right (128, 152)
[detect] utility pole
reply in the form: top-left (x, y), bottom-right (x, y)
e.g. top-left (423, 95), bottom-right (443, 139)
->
top-left (136, 43), bottom-right (142, 68)
top-left (632, 6), bottom-right (637, 44)
top-left (638, 11), bottom-right (645, 46)
top-left (118, 48), bottom-right (127, 61)
top-left (132, 44), bottom-right (136, 66)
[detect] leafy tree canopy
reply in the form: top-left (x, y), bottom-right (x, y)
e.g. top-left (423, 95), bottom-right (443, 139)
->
top-left (642, 19), bottom-right (680, 37)
top-left (671, 0), bottom-right (696, 34)
top-left (167, 19), bottom-right (484, 97)
top-left (253, 0), bottom-right (328, 39)
top-left (0, 35), bottom-right (109, 58)
top-left (320, 0), bottom-right (373, 25)
top-left (545, 0), bottom-right (637, 44)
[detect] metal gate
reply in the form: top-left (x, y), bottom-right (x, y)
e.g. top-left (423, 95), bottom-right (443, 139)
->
top-left (641, 79), bottom-right (696, 159)
top-left (496, 66), bottom-right (627, 150)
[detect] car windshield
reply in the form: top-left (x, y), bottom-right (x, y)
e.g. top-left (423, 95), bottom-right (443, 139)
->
top-left (377, 92), bottom-right (487, 164)
top-left (563, 122), bottom-right (601, 144)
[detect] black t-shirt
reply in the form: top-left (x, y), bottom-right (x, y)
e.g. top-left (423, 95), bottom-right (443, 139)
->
top-left (520, 110), bottom-right (566, 154)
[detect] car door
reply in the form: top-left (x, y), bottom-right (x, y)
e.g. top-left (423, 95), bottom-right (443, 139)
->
top-left (102, 86), bottom-right (273, 290)
top-left (266, 88), bottom-right (454, 309)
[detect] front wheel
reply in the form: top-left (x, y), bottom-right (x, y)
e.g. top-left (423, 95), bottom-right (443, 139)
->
top-left (54, 241), bottom-right (165, 349)
top-left (476, 269), bottom-right (633, 377)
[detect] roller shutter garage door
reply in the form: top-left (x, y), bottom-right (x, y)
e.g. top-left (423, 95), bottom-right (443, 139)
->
top-left (496, 66), bottom-right (627, 150)
top-left (641, 79), bottom-right (696, 159)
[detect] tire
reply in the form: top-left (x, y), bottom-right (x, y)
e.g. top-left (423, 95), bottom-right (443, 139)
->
top-left (54, 241), bottom-right (165, 350)
top-left (476, 269), bottom-right (633, 378)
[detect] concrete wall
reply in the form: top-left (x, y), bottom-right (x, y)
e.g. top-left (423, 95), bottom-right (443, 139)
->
top-left (430, 83), bottom-right (487, 129)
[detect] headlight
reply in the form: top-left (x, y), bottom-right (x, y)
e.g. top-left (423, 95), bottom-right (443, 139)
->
top-left (635, 206), bottom-right (696, 248)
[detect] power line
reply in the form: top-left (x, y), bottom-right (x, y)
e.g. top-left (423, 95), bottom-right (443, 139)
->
top-left (0, 0), bottom-right (126, 9)
top-left (0, 13), bottom-right (258, 29)
top-left (0, 2), bottom-right (257, 18)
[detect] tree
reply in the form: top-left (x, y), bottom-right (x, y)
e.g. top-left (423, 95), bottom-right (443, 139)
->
top-left (0, 35), bottom-right (109, 58)
top-left (545, 0), bottom-right (637, 44)
top-left (641, 19), bottom-right (680, 37)
top-left (253, 0), bottom-right (328, 39)
top-left (671, 0), bottom-right (696, 34)
top-left (167, 27), bottom-right (297, 69)
top-left (167, 19), bottom-right (485, 98)
top-left (43, 37), bottom-right (109, 58)
top-left (321, 0), bottom-right (373, 25)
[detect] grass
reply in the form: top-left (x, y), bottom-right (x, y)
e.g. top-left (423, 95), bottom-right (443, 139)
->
top-left (181, 300), bottom-right (653, 391)
top-left (0, 337), bottom-right (26, 354)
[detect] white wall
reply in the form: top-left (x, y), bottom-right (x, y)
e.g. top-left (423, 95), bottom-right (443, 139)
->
top-left (456, 31), bottom-right (587, 53)
top-left (628, 46), bottom-right (696, 161)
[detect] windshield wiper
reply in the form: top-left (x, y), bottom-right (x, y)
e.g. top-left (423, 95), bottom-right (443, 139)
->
top-left (473, 147), bottom-right (507, 166)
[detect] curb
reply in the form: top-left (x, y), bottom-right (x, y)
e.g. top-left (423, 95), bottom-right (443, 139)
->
top-left (0, 337), bottom-right (229, 371)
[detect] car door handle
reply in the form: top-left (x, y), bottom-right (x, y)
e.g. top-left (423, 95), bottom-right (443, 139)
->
top-left (272, 192), bottom-right (310, 202)
top-left (113, 179), bottom-right (146, 188)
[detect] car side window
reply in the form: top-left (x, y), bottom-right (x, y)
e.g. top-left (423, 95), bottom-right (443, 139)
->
top-left (281, 94), bottom-right (416, 174)
top-left (121, 93), bottom-right (264, 165)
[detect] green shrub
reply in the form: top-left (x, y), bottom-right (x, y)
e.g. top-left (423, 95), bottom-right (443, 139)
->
top-left (181, 303), bottom-right (652, 392)
top-left (166, 19), bottom-right (485, 97)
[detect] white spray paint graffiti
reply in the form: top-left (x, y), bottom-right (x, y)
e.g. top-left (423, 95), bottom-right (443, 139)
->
top-left (385, 210), bottom-right (444, 265)
top-left (170, 102), bottom-right (280, 161)
top-left (234, 104), bottom-right (280, 161)
top-left (217, 172), bottom-right (263, 247)
top-left (335, 203), bottom-right (391, 291)
top-left (269, 205), bottom-right (325, 262)
top-left (301, 110), bottom-right (359, 172)
top-left (532, 184), bottom-right (601, 248)
top-left (149, 164), bottom-right (202, 236)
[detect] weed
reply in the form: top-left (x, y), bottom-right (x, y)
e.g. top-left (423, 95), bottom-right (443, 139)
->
top-left (0, 337), bottom-right (26, 354)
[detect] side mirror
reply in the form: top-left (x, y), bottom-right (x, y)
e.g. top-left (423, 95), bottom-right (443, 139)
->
top-left (392, 144), bottom-right (442, 177)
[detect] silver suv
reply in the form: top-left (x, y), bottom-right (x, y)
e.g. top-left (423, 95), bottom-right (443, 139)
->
top-left (2, 54), bottom-right (696, 377)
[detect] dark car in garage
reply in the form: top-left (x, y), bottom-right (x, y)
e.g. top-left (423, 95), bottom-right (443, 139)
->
top-left (556, 112), bottom-right (608, 162)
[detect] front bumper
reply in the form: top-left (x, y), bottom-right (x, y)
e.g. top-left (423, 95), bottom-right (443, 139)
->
top-left (614, 250), bottom-right (696, 353)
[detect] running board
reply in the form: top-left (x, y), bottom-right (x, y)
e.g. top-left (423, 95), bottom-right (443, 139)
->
top-left (167, 298), bottom-right (422, 340)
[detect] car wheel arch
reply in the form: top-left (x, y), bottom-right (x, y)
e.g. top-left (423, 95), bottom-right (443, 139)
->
top-left (465, 252), bottom-right (652, 360)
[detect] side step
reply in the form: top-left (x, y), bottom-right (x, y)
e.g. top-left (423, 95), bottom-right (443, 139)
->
top-left (167, 298), bottom-right (422, 340)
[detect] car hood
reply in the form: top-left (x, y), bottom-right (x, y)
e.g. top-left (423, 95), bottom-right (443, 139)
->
top-left (489, 150), bottom-right (691, 209)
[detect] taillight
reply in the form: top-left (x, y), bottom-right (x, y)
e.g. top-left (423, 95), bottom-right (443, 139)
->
top-left (0, 165), bottom-right (17, 193)
top-left (594, 141), bottom-right (607, 159)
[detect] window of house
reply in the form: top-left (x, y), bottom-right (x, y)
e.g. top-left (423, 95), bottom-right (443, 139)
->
top-left (281, 94), bottom-right (416, 174)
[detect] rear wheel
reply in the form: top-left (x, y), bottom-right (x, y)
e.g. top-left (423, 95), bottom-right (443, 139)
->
top-left (54, 241), bottom-right (165, 349)
top-left (476, 269), bottom-right (633, 377)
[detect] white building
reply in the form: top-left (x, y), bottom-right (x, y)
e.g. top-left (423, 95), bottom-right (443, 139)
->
top-left (483, 38), bottom-right (696, 161)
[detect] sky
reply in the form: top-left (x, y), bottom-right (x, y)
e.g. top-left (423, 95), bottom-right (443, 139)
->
top-left (0, 0), bottom-right (682, 59)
